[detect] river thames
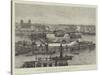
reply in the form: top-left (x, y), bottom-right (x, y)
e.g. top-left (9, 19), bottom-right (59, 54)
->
top-left (15, 34), bottom-right (96, 68)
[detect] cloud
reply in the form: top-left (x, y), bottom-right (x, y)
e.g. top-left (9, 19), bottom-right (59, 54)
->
top-left (15, 3), bottom-right (96, 25)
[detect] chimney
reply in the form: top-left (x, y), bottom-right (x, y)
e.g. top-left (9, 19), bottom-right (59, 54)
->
top-left (60, 43), bottom-right (63, 58)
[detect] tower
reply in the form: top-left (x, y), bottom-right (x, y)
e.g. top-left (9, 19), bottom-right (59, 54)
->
top-left (20, 19), bottom-right (23, 25)
top-left (28, 19), bottom-right (31, 25)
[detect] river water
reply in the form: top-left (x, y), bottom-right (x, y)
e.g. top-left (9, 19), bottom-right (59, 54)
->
top-left (15, 35), bottom-right (96, 68)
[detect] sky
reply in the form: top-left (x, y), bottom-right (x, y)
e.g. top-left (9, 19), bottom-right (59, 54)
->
top-left (15, 3), bottom-right (96, 25)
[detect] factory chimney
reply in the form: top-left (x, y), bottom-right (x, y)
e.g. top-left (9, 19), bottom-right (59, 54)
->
top-left (60, 43), bottom-right (63, 58)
